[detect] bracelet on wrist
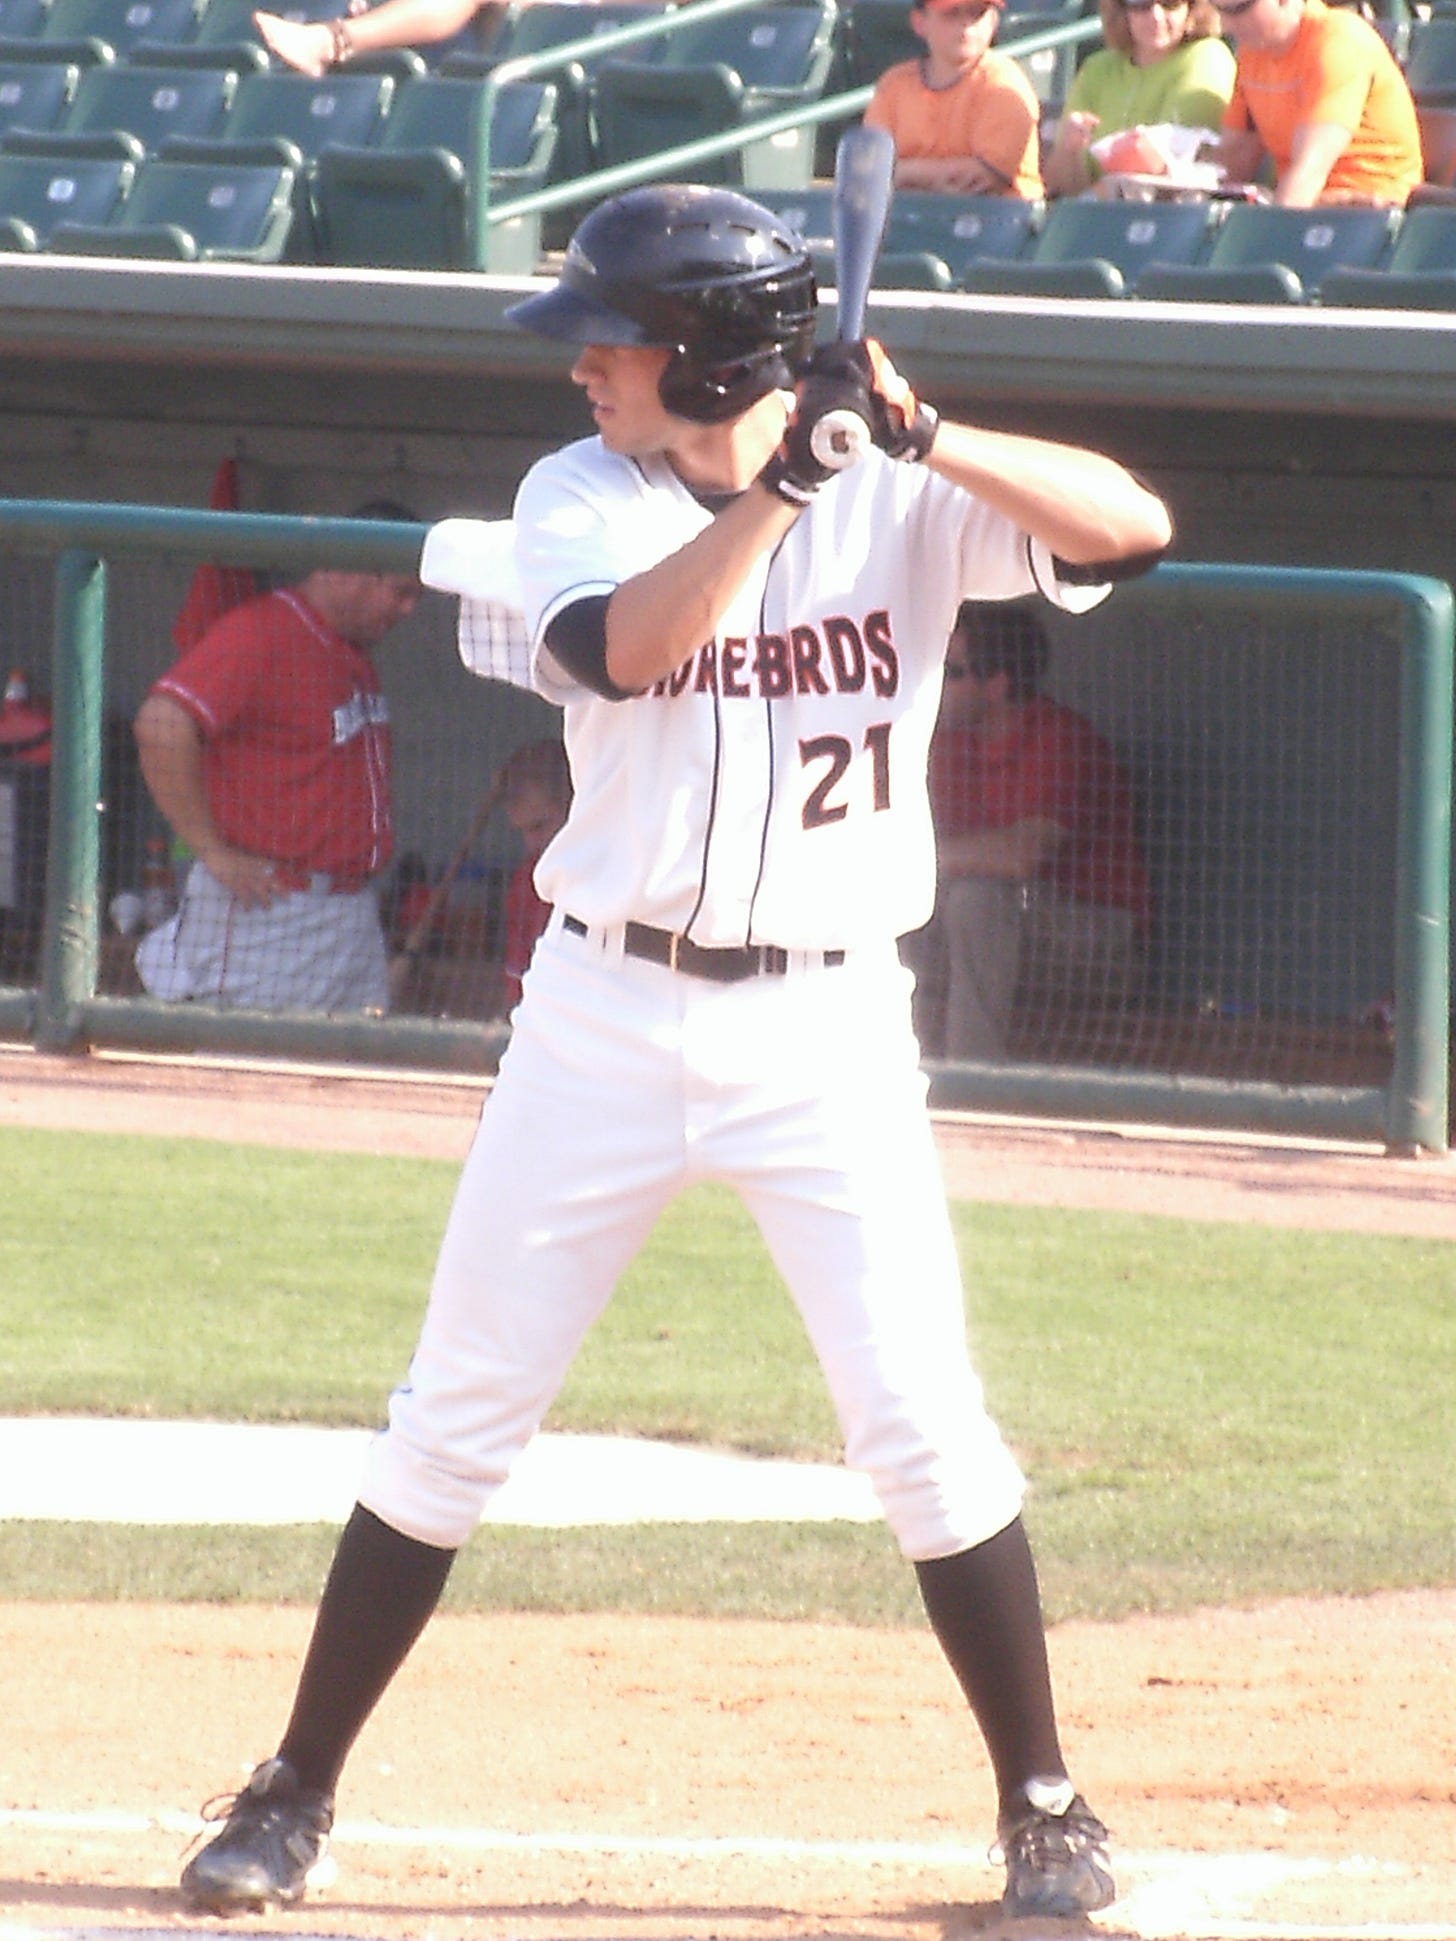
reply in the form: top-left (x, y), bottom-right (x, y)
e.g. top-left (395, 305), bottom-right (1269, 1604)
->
top-left (328, 16), bottom-right (355, 63)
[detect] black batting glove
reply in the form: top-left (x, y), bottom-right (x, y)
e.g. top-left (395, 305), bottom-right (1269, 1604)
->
top-left (860, 340), bottom-right (939, 463)
top-left (759, 362), bottom-right (875, 507)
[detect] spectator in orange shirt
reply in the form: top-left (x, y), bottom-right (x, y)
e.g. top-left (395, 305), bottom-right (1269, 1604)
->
top-left (864, 0), bottom-right (1044, 197)
top-left (1210, 0), bottom-right (1422, 205)
top-left (902, 599), bottom-right (1149, 1062)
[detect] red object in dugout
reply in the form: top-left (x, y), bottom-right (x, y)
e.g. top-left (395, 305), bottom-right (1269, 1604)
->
top-left (0, 669), bottom-right (52, 766)
top-left (171, 457), bottom-right (260, 653)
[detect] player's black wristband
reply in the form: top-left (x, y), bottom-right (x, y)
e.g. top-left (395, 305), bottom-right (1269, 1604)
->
top-left (879, 399), bottom-right (939, 464)
top-left (758, 450), bottom-right (820, 507)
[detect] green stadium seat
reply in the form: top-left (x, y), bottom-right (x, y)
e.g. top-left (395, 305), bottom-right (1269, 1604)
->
top-left (1402, 15), bottom-right (1456, 102)
top-left (0, 54), bottom-right (77, 135)
top-left (187, 0), bottom-right (334, 65)
top-left (37, 0), bottom-right (200, 60)
top-left (48, 141), bottom-right (296, 254)
top-left (219, 67), bottom-right (394, 162)
top-left (753, 180), bottom-right (832, 257)
top-left (888, 188), bottom-right (1043, 281)
top-left (656, 2), bottom-right (837, 94)
top-left (1320, 203), bottom-right (1456, 304)
top-left (841, 0), bottom-right (917, 90)
top-left (592, 0), bottom-right (836, 187)
top-left (959, 194), bottom-right (1215, 297)
top-left (311, 72), bottom-right (556, 270)
top-left (0, 0), bottom-right (51, 39)
top-left (755, 186), bottom-right (1042, 289)
top-left (1136, 202), bottom-right (1399, 303)
top-left (590, 59), bottom-right (816, 188)
top-left (1000, 0), bottom-right (1088, 107)
top-left (480, 0), bottom-right (672, 70)
top-left (0, 122), bottom-right (133, 242)
top-left (60, 58), bottom-right (234, 145)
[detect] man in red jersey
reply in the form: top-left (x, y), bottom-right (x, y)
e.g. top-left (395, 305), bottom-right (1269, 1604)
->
top-left (134, 502), bottom-right (422, 1013)
top-left (904, 597), bottom-right (1149, 1060)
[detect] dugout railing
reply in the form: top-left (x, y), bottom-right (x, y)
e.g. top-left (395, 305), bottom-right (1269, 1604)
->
top-left (0, 501), bottom-right (1448, 1154)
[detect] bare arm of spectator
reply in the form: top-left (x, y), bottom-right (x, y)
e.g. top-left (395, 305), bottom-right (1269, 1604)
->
top-left (134, 695), bottom-right (280, 909)
top-left (1273, 118), bottom-right (1352, 203)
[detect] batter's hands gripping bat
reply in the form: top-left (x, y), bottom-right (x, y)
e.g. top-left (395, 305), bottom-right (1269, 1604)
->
top-left (386, 772), bottom-right (508, 1006)
top-left (809, 123), bottom-right (897, 474)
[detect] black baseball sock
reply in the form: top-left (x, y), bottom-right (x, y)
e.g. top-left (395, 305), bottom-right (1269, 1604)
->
top-left (276, 1503), bottom-right (457, 1798)
top-left (914, 1516), bottom-right (1067, 1819)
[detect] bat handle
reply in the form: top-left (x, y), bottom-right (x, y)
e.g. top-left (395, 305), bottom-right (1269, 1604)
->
top-left (810, 408), bottom-right (873, 472)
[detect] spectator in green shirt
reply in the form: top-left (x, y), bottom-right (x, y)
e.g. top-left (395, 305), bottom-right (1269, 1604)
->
top-left (1043, 0), bottom-right (1236, 196)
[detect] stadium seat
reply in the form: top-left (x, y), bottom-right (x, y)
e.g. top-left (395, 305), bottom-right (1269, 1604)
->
top-left (1136, 202), bottom-right (1400, 303)
top-left (1402, 15), bottom-right (1456, 101)
top-left (445, 1), bottom-right (668, 184)
top-left (187, 0), bottom-right (335, 64)
top-left (0, 123), bottom-right (133, 242)
top-left (755, 185), bottom-right (1042, 289)
top-left (0, 54), bottom-right (78, 136)
top-left (60, 59), bottom-right (234, 145)
top-left (48, 141), bottom-right (296, 253)
top-left (312, 72), bottom-right (556, 270)
top-left (999, 0), bottom-right (1088, 107)
top-left (480, 0), bottom-right (672, 69)
top-left (959, 194), bottom-right (1215, 297)
top-left (218, 67), bottom-right (394, 163)
top-left (656, 2), bottom-right (837, 94)
top-left (590, 62), bottom-right (813, 189)
top-left (754, 181), bottom-right (832, 246)
top-left (592, 0), bottom-right (836, 187)
top-left (840, 0), bottom-right (917, 90)
top-left (1320, 203), bottom-right (1456, 304)
top-left (888, 188), bottom-right (1043, 281)
top-left (36, 0), bottom-right (199, 60)
top-left (0, 0), bottom-right (52, 40)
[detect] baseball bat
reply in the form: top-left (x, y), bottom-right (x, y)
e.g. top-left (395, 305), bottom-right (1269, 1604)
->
top-left (810, 123), bottom-right (898, 473)
top-left (386, 772), bottom-right (507, 1006)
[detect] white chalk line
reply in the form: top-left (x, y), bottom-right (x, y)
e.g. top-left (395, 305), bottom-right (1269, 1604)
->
top-left (2, 1811), bottom-right (1455, 1941)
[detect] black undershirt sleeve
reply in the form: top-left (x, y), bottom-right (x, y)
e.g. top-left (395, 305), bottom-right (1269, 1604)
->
top-left (543, 593), bottom-right (636, 701)
top-left (1051, 545), bottom-right (1168, 586)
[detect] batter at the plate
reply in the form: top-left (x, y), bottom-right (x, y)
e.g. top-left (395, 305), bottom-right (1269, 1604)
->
top-left (179, 182), bottom-right (1173, 1924)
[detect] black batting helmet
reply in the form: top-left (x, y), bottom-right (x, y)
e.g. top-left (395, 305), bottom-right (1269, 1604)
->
top-left (505, 183), bottom-right (818, 425)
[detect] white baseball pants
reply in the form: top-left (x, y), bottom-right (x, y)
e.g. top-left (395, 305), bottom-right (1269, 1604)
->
top-left (359, 911), bottom-right (1026, 1560)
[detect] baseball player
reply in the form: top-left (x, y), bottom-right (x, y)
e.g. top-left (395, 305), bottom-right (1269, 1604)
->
top-left (178, 186), bottom-right (1171, 1922)
top-left (134, 502), bottom-right (422, 1013)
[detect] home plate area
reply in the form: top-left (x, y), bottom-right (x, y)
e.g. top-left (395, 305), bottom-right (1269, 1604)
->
top-left (1, 1815), bottom-right (1453, 1941)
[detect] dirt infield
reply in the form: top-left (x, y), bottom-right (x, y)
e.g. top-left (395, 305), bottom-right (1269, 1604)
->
top-left (1, 1046), bottom-right (1454, 1938)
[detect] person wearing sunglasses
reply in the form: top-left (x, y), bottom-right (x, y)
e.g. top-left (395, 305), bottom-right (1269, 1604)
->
top-left (864, 0), bottom-right (1044, 196)
top-left (1043, 0), bottom-right (1234, 197)
top-left (1208, 0), bottom-right (1421, 205)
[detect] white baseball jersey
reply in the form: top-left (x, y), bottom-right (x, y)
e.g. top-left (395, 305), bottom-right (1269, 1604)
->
top-left (424, 442), bottom-right (1107, 954)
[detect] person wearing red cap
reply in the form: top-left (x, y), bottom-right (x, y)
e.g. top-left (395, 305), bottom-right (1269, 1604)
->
top-left (864, 0), bottom-right (1044, 198)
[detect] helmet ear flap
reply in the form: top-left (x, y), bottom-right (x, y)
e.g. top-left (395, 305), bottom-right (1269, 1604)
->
top-left (658, 346), bottom-right (794, 424)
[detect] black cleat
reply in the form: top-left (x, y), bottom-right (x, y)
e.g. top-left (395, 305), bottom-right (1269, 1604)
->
top-left (996, 1778), bottom-right (1115, 1919)
top-left (181, 1756), bottom-right (336, 1914)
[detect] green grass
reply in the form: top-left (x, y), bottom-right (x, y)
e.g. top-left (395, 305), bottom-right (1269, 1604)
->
top-left (0, 1123), bottom-right (1452, 1623)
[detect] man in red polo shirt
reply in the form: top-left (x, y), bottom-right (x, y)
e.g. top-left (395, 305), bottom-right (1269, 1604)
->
top-left (133, 502), bottom-right (422, 1013)
top-left (904, 598), bottom-right (1149, 1060)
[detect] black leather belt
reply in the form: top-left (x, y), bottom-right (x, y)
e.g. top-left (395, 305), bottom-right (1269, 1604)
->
top-left (563, 914), bottom-right (844, 983)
